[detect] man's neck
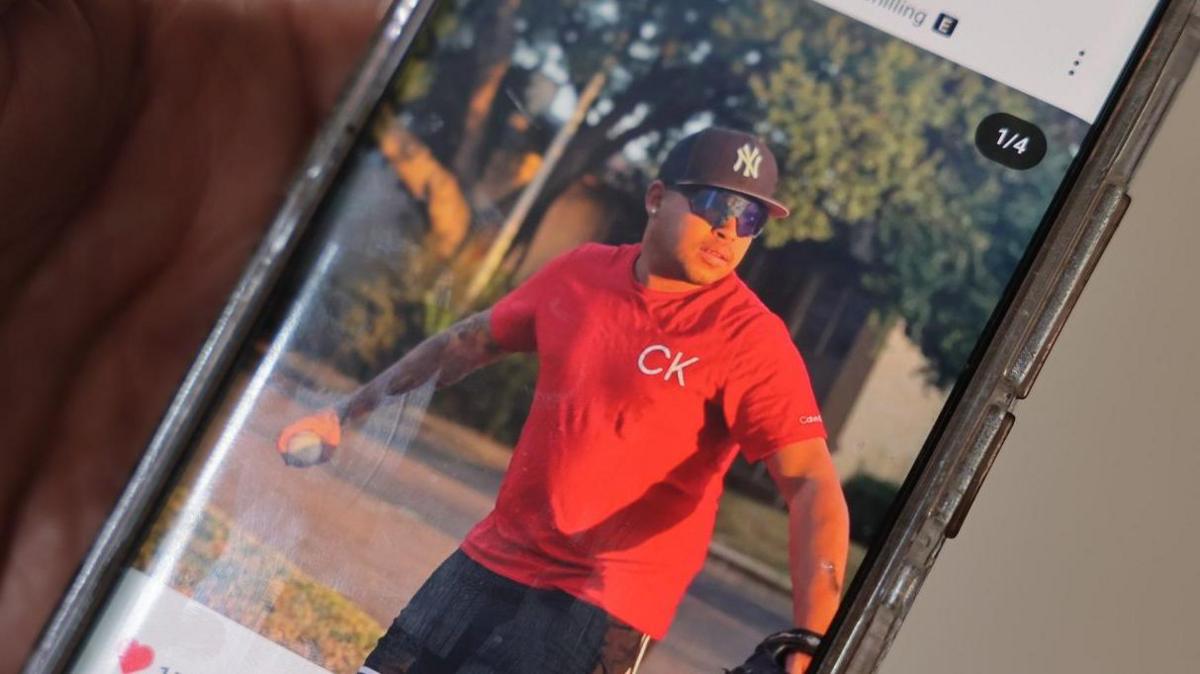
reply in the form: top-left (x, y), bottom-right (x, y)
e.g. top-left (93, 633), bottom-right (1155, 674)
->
top-left (633, 251), bottom-right (707, 293)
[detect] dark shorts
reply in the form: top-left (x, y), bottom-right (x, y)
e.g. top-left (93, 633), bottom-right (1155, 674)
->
top-left (360, 550), bottom-right (651, 674)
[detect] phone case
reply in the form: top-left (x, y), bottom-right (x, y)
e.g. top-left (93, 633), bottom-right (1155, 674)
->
top-left (21, 1), bottom-right (1200, 673)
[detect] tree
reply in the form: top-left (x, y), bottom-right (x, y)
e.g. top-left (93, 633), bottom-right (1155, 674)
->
top-left (328, 0), bottom-right (1090, 391)
top-left (739, 1), bottom-right (1087, 385)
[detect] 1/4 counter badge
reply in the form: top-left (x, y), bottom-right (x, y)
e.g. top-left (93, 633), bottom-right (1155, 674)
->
top-left (975, 112), bottom-right (1048, 170)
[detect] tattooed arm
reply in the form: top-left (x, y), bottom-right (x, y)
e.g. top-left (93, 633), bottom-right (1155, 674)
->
top-left (334, 310), bottom-right (504, 423)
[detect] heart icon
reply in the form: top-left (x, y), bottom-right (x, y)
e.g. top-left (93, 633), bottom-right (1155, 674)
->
top-left (118, 639), bottom-right (154, 674)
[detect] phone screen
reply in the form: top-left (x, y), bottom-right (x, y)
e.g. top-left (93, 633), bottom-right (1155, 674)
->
top-left (68, 1), bottom-right (1164, 673)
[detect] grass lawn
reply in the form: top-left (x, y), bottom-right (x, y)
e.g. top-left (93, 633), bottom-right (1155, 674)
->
top-left (135, 488), bottom-right (384, 674)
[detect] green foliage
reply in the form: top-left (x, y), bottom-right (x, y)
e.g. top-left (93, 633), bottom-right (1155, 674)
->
top-left (335, 270), bottom-right (416, 374)
top-left (329, 0), bottom-right (1089, 396)
top-left (296, 249), bottom-right (441, 381)
top-left (841, 472), bottom-right (901, 545)
top-left (431, 353), bottom-right (539, 446)
top-left (514, 0), bottom-right (1086, 385)
top-left (388, 0), bottom-right (471, 106)
top-left (733, 1), bottom-right (1086, 384)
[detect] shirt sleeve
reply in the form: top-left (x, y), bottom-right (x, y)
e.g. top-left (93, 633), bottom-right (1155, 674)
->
top-left (489, 247), bottom-right (581, 352)
top-left (722, 317), bottom-right (827, 463)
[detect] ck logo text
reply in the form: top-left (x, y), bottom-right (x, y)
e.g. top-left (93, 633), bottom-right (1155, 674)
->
top-left (637, 345), bottom-right (700, 387)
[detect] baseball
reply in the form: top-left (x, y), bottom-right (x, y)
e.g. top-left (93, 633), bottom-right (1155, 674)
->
top-left (284, 430), bottom-right (331, 467)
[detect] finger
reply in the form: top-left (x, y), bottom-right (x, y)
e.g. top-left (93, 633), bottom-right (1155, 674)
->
top-left (283, 0), bottom-right (392, 114)
top-left (0, 0), bottom-right (140, 303)
top-left (787, 652), bottom-right (813, 674)
top-left (0, 0), bottom-right (384, 668)
top-left (1, 0), bottom-right (383, 544)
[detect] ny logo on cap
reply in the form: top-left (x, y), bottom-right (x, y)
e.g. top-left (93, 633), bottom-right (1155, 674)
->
top-left (733, 143), bottom-right (763, 179)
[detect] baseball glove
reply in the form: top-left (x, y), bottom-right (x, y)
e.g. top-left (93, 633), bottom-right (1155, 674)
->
top-left (724, 628), bottom-right (823, 674)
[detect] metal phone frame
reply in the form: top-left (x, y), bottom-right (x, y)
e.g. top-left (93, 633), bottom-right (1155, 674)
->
top-left (21, 0), bottom-right (1200, 672)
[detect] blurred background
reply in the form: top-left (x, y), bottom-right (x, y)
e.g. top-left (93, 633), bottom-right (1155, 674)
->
top-left (883, 47), bottom-right (1200, 674)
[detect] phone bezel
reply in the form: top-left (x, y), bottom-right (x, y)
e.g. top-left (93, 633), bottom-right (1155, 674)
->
top-left (22, 1), bottom-right (1198, 672)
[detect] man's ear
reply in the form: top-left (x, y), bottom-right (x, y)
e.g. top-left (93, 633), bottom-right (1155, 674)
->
top-left (645, 180), bottom-right (667, 216)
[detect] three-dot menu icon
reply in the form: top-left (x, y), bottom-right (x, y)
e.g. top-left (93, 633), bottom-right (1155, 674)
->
top-left (1070, 50), bottom-right (1087, 76)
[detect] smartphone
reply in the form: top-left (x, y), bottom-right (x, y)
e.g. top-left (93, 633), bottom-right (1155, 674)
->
top-left (24, 1), bottom-right (1199, 673)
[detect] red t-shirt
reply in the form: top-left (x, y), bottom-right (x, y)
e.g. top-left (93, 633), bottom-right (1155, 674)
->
top-left (461, 243), bottom-right (826, 638)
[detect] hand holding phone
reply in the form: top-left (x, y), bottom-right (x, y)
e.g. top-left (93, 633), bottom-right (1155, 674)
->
top-left (0, 0), bottom-right (380, 668)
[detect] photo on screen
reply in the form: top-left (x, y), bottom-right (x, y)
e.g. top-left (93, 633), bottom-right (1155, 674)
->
top-left (78, 1), bottom-right (1095, 673)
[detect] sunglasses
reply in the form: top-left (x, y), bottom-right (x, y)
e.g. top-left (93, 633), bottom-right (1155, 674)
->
top-left (673, 186), bottom-right (769, 239)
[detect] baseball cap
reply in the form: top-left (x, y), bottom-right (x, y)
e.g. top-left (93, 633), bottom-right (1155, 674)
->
top-left (658, 127), bottom-right (790, 218)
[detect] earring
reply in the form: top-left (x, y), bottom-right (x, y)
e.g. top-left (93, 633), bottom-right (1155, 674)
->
top-left (649, 207), bottom-right (658, 216)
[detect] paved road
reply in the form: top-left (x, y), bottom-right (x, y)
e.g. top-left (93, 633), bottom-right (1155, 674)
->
top-left (191, 380), bottom-right (792, 673)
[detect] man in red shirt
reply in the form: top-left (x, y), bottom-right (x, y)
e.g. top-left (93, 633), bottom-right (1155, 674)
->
top-left (278, 127), bottom-right (850, 674)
